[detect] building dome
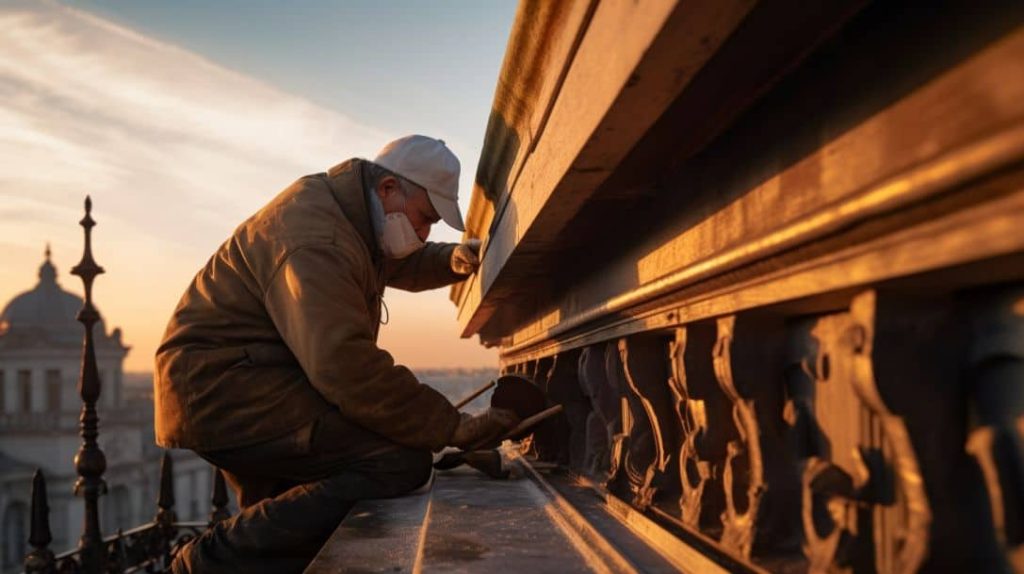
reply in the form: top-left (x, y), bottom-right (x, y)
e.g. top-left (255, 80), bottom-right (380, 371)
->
top-left (0, 246), bottom-right (113, 348)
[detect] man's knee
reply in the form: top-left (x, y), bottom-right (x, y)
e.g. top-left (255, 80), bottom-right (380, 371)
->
top-left (366, 447), bottom-right (433, 496)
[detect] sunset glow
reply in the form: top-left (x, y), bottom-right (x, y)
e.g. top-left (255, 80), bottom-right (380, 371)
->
top-left (0, 1), bottom-right (509, 371)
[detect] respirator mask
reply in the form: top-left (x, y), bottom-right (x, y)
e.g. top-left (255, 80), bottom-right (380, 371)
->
top-left (372, 180), bottom-right (425, 259)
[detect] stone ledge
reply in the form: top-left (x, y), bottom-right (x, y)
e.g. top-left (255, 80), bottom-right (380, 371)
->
top-left (303, 473), bottom-right (433, 573)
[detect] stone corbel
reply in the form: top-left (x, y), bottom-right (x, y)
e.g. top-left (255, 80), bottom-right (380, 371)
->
top-left (617, 334), bottom-right (678, 509)
top-left (669, 327), bottom-right (714, 527)
top-left (713, 315), bottom-right (767, 557)
top-left (848, 290), bottom-right (931, 574)
top-left (797, 294), bottom-right (931, 574)
top-left (963, 285), bottom-right (1024, 572)
top-left (578, 345), bottom-right (619, 480)
top-left (670, 323), bottom-right (735, 533)
top-left (713, 314), bottom-right (800, 560)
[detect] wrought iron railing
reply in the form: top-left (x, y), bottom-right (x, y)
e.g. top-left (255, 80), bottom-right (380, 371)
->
top-left (22, 198), bottom-right (231, 574)
top-left (25, 453), bottom-right (229, 574)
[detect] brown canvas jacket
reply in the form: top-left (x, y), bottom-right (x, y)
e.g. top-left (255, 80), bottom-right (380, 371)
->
top-left (154, 158), bottom-right (464, 452)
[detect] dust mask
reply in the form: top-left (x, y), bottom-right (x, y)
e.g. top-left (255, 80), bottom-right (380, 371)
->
top-left (369, 180), bottom-right (426, 259)
top-left (381, 211), bottom-right (424, 259)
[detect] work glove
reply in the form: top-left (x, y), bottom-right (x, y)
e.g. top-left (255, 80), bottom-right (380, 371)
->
top-left (451, 238), bottom-right (482, 276)
top-left (449, 407), bottom-right (519, 450)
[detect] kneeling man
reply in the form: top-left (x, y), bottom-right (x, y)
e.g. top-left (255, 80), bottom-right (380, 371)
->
top-left (155, 135), bottom-right (515, 573)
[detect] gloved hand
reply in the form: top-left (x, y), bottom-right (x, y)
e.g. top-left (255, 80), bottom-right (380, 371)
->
top-left (451, 238), bottom-right (482, 276)
top-left (449, 407), bottom-right (519, 450)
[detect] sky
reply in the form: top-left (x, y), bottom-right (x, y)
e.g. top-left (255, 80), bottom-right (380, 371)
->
top-left (0, 0), bottom-right (517, 372)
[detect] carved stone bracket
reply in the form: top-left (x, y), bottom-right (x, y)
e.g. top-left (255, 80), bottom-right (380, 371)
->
top-left (794, 292), bottom-right (931, 573)
top-left (618, 335), bottom-right (678, 509)
top-left (578, 345), bottom-right (621, 480)
top-left (797, 310), bottom-right (872, 574)
top-left (547, 350), bottom-right (589, 471)
top-left (605, 338), bottom-right (653, 505)
top-left (713, 316), bottom-right (767, 557)
top-left (669, 327), bottom-right (713, 528)
top-left (962, 284), bottom-right (1024, 572)
top-left (850, 291), bottom-right (931, 574)
top-left (527, 358), bottom-right (562, 461)
top-left (967, 423), bottom-right (1024, 572)
top-left (784, 317), bottom-right (824, 463)
top-left (670, 323), bottom-right (735, 534)
top-left (712, 314), bottom-right (802, 560)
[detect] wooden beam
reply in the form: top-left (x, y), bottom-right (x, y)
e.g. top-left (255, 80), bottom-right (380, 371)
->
top-left (499, 174), bottom-right (1024, 364)
top-left (454, 0), bottom-right (759, 336)
top-left (497, 22), bottom-right (1024, 354)
top-left (452, 0), bottom-right (597, 317)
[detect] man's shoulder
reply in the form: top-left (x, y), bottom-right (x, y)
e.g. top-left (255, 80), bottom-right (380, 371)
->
top-left (237, 173), bottom-right (370, 269)
top-left (244, 174), bottom-right (346, 245)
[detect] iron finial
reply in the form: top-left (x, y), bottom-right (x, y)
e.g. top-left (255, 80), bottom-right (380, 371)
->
top-left (25, 469), bottom-right (55, 574)
top-left (71, 196), bottom-right (108, 572)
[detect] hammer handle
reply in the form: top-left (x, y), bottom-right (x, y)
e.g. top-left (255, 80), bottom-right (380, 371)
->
top-left (499, 404), bottom-right (564, 442)
top-left (453, 379), bottom-right (497, 410)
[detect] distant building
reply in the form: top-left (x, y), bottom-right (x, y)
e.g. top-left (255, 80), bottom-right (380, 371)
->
top-left (0, 248), bottom-right (212, 572)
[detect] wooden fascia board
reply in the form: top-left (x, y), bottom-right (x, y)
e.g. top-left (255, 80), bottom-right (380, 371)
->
top-left (455, 0), bottom-right (758, 338)
top-left (501, 26), bottom-right (1024, 354)
top-left (451, 0), bottom-right (598, 312)
top-left (500, 185), bottom-right (1024, 366)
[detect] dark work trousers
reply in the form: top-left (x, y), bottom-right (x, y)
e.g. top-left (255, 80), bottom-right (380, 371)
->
top-left (171, 408), bottom-right (433, 574)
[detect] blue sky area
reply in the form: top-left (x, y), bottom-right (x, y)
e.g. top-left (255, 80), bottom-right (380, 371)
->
top-left (67, 0), bottom-right (517, 157)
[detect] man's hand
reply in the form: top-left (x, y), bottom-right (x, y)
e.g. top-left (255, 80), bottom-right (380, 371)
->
top-left (451, 238), bottom-right (482, 276)
top-left (450, 407), bottom-right (519, 450)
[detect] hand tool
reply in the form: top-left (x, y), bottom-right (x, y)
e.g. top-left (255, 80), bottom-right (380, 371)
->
top-left (453, 379), bottom-right (497, 410)
top-left (434, 404), bottom-right (565, 476)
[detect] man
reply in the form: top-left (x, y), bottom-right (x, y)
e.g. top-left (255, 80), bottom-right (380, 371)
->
top-left (154, 135), bottom-right (517, 573)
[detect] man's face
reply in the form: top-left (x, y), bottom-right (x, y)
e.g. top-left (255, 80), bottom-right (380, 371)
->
top-left (376, 176), bottom-right (441, 241)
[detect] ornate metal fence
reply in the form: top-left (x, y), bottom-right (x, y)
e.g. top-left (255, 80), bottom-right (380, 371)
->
top-left (23, 198), bottom-right (231, 574)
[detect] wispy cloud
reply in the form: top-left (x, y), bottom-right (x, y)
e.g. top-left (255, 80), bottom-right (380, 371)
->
top-left (0, 1), bottom-right (398, 369)
top-left (0, 1), bottom-right (393, 238)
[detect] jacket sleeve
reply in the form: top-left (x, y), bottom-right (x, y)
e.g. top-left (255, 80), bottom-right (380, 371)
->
top-left (384, 242), bottom-right (465, 292)
top-left (264, 242), bottom-right (460, 450)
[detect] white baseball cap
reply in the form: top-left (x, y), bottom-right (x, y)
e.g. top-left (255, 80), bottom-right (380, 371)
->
top-left (373, 135), bottom-right (464, 231)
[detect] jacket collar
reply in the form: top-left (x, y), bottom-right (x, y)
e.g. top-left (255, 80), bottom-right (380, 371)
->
top-left (324, 158), bottom-right (382, 262)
